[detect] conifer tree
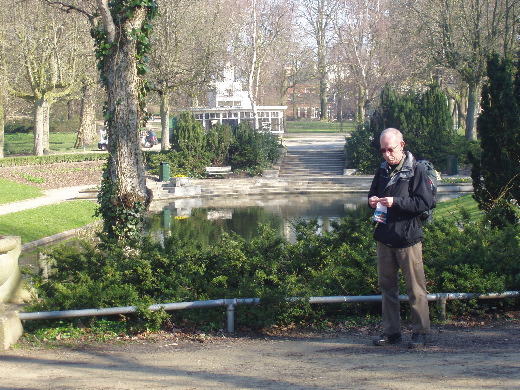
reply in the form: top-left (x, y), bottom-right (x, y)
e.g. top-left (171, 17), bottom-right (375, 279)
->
top-left (416, 83), bottom-right (456, 163)
top-left (373, 84), bottom-right (454, 166)
top-left (471, 54), bottom-right (520, 224)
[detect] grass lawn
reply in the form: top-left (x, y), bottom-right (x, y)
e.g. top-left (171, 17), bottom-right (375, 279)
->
top-left (4, 132), bottom-right (83, 155)
top-left (0, 200), bottom-right (100, 243)
top-left (285, 120), bottom-right (357, 133)
top-left (4, 128), bottom-right (163, 155)
top-left (435, 194), bottom-right (481, 222)
top-left (0, 179), bottom-right (44, 204)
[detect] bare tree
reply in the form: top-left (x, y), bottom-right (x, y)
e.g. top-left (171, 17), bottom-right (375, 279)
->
top-left (74, 79), bottom-right (99, 148)
top-left (279, 47), bottom-right (316, 119)
top-left (405, 0), bottom-right (518, 140)
top-left (8, 0), bottom-right (79, 155)
top-left (234, 0), bottom-right (290, 130)
top-left (333, 0), bottom-right (412, 123)
top-left (298, 0), bottom-right (340, 121)
top-left (72, 17), bottom-right (102, 149)
top-left (148, 0), bottom-right (227, 150)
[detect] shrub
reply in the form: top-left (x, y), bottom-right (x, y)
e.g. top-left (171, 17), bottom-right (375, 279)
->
top-left (147, 114), bottom-right (281, 177)
top-left (206, 124), bottom-right (233, 166)
top-left (228, 122), bottom-right (281, 172)
top-left (349, 83), bottom-right (473, 172)
top-left (0, 153), bottom-right (107, 167)
top-left (4, 119), bottom-right (33, 134)
top-left (26, 205), bottom-right (519, 333)
top-left (345, 122), bottom-right (380, 173)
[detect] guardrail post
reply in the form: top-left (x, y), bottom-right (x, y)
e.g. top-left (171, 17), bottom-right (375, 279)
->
top-left (225, 299), bottom-right (237, 333)
top-left (438, 294), bottom-right (447, 322)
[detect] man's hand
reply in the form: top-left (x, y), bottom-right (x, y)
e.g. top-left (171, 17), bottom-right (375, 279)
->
top-left (369, 196), bottom-right (379, 209)
top-left (378, 197), bottom-right (394, 207)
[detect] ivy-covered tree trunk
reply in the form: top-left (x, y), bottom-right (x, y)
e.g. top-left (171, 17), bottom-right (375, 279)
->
top-left (41, 0), bottom-right (157, 244)
top-left (95, 3), bottom-right (155, 244)
top-left (0, 100), bottom-right (4, 159)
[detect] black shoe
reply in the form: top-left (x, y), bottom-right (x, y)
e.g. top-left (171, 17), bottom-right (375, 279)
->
top-left (372, 332), bottom-right (402, 346)
top-left (408, 333), bottom-right (427, 348)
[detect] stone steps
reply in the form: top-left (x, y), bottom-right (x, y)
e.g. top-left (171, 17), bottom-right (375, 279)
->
top-left (279, 149), bottom-right (345, 177)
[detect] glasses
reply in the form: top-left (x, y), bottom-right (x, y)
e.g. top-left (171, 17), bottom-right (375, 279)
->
top-left (380, 144), bottom-right (401, 154)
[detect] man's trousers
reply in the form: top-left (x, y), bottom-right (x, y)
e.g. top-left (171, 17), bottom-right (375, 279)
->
top-left (376, 241), bottom-right (430, 335)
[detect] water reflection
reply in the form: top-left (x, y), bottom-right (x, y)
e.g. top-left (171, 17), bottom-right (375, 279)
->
top-left (146, 194), bottom-right (367, 245)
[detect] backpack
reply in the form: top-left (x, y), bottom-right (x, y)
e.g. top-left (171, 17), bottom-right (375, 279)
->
top-left (415, 159), bottom-right (438, 221)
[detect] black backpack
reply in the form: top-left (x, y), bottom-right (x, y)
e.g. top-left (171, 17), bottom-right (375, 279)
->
top-left (415, 159), bottom-right (438, 221)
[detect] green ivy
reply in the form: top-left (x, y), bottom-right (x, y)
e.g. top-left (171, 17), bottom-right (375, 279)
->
top-left (96, 160), bottom-right (148, 244)
top-left (89, 1), bottom-right (159, 243)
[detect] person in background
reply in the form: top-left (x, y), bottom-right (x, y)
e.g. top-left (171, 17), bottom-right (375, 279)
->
top-left (368, 128), bottom-right (434, 348)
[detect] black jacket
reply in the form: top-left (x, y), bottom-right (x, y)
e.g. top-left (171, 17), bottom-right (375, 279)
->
top-left (368, 151), bottom-right (434, 248)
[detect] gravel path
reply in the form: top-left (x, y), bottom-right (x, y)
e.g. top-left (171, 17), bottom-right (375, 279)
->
top-left (1, 321), bottom-right (519, 390)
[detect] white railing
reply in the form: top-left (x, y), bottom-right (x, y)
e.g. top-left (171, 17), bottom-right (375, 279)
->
top-left (18, 291), bottom-right (519, 332)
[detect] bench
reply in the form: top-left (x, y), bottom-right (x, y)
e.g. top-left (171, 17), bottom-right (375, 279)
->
top-left (205, 166), bottom-right (233, 177)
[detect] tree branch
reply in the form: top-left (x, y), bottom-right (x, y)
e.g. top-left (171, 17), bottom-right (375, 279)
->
top-left (96, 0), bottom-right (116, 43)
top-left (41, 0), bottom-right (98, 26)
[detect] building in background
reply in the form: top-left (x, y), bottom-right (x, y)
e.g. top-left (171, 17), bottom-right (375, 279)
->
top-left (179, 67), bottom-right (287, 133)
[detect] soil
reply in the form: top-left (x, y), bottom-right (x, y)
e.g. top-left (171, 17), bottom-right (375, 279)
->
top-left (1, 315), bottom-right (519, 390)
top-left (0, 160), bottom-right (105, 189)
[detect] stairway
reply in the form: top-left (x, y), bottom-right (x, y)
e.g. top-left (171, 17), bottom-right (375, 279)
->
top-left (279, 149), bottom-right (345, 177)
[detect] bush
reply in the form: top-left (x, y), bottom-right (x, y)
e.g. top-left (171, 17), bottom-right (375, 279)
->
top-left (147, 114), bottom-right (282, 177)
top-left (423, 215), bottom-right (520, 292)
top-left (26, 206), bottom-right (519, 333)
top-left (349, 83), bottom-right (474, 172)
top-left (4, 119), bottom-right (33, 134)
top-left (228, 122), bottom-right (281, 171)
top-left (345, 123), bottom-right (380, 173)
top-left (206, 124), bottom-right (233, 166)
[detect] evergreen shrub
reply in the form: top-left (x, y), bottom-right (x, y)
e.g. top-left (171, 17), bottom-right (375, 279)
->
top-left (27, 206), bottom-right (519, 333)
top-left (348, 83), bottom-right (471, 173)
top-left (147, 113), bottom-right (281, 177)
top-left (471, 54), bottom-right (520, 225)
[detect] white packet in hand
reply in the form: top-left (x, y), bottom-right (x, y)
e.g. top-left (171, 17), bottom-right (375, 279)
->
top-left (373, 202), bottom-right (387, 224)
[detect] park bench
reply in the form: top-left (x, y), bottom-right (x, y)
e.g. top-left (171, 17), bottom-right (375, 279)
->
top-left (205, 166), bottom-right (233, 177)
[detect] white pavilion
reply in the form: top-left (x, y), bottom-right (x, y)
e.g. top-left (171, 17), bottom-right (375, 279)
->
top-left (185, 68), bottom-right (286, 134)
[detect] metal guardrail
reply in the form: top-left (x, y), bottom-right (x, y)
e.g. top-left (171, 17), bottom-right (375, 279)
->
top-left (19, 291), bottom-right (519, 332)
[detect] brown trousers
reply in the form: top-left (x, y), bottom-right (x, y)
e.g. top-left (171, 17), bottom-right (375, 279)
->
top-left (376, 241), bottom-right (430, 335)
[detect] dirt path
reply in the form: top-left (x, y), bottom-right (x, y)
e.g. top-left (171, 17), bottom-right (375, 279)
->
top-left (1, 322), bottom-right (519, 390)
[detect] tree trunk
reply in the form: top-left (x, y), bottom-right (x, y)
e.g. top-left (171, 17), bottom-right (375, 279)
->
top-left (75, 82), bottom-right (97, 148)
top-left (42, 100), bottom-right (51, 153)
top-left (67, 100), bottom-right (75, 121)
top-left (318, 43), bottom-right (328, 120)
top-left (102, 8), bottom-right (150, 240)
top-left (0, 101), bottom-right (4, 159)
top-left (319, 74), bottom-right (328, 121)
top-left (356, 84), bottom-right (365, 123)
top-left (33, 98), bottom-right (47, 156)
top-left (159, 91), bottom-right (170, 151)
top-left (248, 0), bottom-right (259, 131)
top-left (466, 83), bottom-right (478, 140)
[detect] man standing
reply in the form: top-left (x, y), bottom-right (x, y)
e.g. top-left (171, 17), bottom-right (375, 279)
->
top-left (368, 128), bottom-right (433, 348)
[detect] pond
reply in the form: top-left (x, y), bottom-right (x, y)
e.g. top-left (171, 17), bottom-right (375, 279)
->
top-left (146, 193), bottom-right (368, 245)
